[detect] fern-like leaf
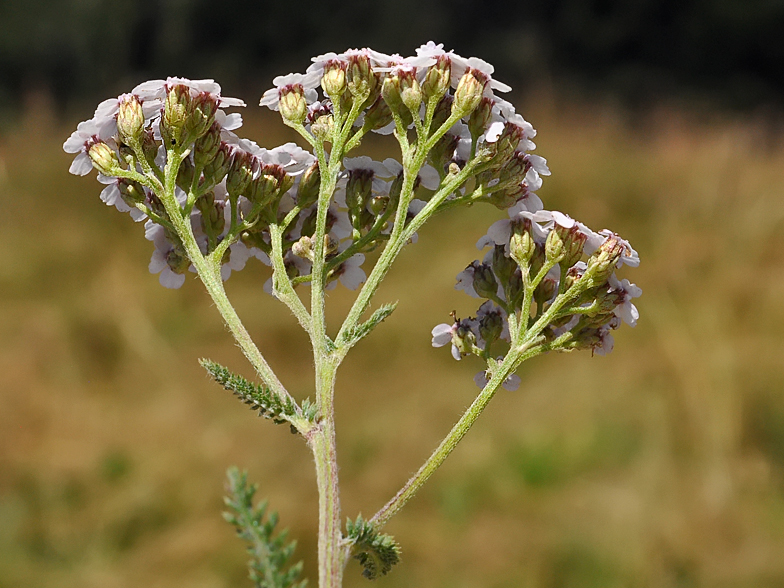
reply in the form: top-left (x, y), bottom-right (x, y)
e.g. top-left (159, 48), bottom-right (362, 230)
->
top-left (346, 515), bottom-right (401, 580)
top-left (340, 302), bottom-right (397, 347)
top-left (201, 359), bottom-right (298, 425)
top-left (223, 467), bottom-right (307, 588)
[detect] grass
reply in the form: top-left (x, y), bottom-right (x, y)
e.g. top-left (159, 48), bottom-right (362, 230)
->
top-left (1, 92), bottom-right (784, 587)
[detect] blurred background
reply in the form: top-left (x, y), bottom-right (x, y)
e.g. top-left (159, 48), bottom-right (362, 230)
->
top-left (2, 1), bottom-right (784, 586)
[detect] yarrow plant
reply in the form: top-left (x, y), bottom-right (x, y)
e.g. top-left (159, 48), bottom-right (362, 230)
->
top-left (65, 42), bottom-right (640, 587)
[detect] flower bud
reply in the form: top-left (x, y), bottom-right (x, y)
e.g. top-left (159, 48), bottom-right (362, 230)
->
top-left (381, 74), bottom-right (403, 111)
top-left (311, 115), bottom-right (334, 142)
top-left (187, 92), bottom-right (218, 139)
top-left (364, 96), bottom-right (393, 130)
top-left (166, 246), bottom-right (191, 275)
top-left (453, 69), bottom-right (487, 117)
top-left (194, 122), bottom-right (222, 169)
top-left (421, 55), bottom-right (451, 101)
top-left (491, 244), bottom-right (516, 284)
top-left (117, 94), bottom-right (145, 145)
top-left (471, 261), bottom-right (499, 300)
top-left (534, 276), bottom-right (557, 307)
top-left (88, 141), bottom-right (123, 176)
top-left (292, 236), bottom-right (314, 259)
top-left (586, 234), bottom-right (626, 282)
top-left (118, 179), bottom-right (146, 207)
top-left (479, 307), bottom-right (504, 346)
top-left (176, 156), bottom-right (196, 191)
top-left (300, 207), bottom-right (318, 238)
top-left (195, 192), bottom-right (224, 241)
top-left (345, 169), bottom-right (373, 217)
top-left (432, 94), bottom-right (454, 129)
top-left (279, 85), bottom-right (307, 125)
top-left (203, 142), bottom-right (233, 185)
top-left (321, 61), bottom-right (347, 98)
top-left (509, 218), bottom-right (535, 267)
top-left (453, 319), bottom-right (477, 358)
top-left (347, 53), bottom-right (377, 101)
top-left (249, 164), bottom-right (292, 210)
top-left (296, 162), bottom-right (321, 208)
top-left (141, 129), bottom-right (159, 166)
top-left (467, 97), bottom-right (493, 138)
top-left (161, 84), bottom-right (191, 148)
top-left (226, 150), bottom-right (255, 198)
top-left (400, 72), bottom-right (422, 111)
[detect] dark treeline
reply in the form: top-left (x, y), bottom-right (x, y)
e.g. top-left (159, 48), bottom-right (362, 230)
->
top-left (2, 0), bottom-right (784, 118)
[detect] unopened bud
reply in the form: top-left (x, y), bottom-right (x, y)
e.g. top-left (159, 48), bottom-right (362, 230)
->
top-left (453, 319), bottom-right (477, 358)
top-left (88, 141), bottom-right (122, 176)
top-left (479, 307), bottom-right (504, 346)
top-left (369, 195), bottom-right (388, 216)
top-left (279, 85), bottom-right (307, 124)
top-left (311, 115), bottom-right (334, 142)
top-left (471, 261), bottom-right (499, 300)
top-left (347, 53), bottom-right (377, 101)
top-left (117, 94), bottom-right (145, 144)
top-left (321, 61), bottom-right (347, 98)
top-left (226, 150), bottom-right (255, 198)
top-left (453, 69), bottom-right (487, 117)
top-left (492, 244), bottom-right (516, 284)
top-left (381, 75), bottom-right (403, 111)
top-left (194, 122), bottom-right (222, 169)
top-left (432, 94), bottom-right (454, 129)
top-left (400, 72), bottom-right (422, 111)
top-left (296, 162), bottom-right (321, 208)
top-left (161, 84), bottom-right (191, 148)
top-left (586, 234), bottom-right (625, 282)
top-left (534, 276), bottom-right (557, 307)
top-left (364, 96), bottom-right (393, 130)
top-left (345, 169), bottom-right (373, 216)
top-left (195, 192), bottom-right (224, 240)
top-left (117, 179), bottom-right (146, 206)
top-left (203, 142), bottom-right (232, 185)
top-left (141, 129), bottom-right (158, 166)
top-left (422, 55), bottom-right (451, 101)
top-left (187, 92), bottom-right (218, 139)
top-left (509, 219), bottom-right (535, 266)
top-left (292, 236), bottom-right (314, 259)
top-left (467, 97), bottom-right (493, 138)
top-left (176, 156), bottom-right (196, 190)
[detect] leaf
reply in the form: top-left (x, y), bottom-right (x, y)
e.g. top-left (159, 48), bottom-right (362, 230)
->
top-left (346, 516), bottom-right (401, 580)
top-left (340, 302), bottom-right (397, 347)
top-left (223, 467), bottom-right (308, 588)
top-left (201, 359), bottom-right (298, 425)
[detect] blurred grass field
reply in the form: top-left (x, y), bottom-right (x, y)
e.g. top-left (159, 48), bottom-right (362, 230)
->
top-left (1, 91), bottom-right (784, 588)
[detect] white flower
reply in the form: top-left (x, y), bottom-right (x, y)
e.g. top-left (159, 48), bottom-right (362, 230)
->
top-left (328, 253), bottom-right (366, 290)
top-left (608, 274), bottom-right (642, 327)
top-left (145, 222), bottom-right (188, 289)
top-left (259, 72), bottom-right (321, 111)
top-left (97, 175), bottom-right (147, 221)
top-left (430, 322), bottom-right (463, 361)
top-left (62, 119), bottom-right (114, 176)
top-left (133, 77), bottom-right (245, 108)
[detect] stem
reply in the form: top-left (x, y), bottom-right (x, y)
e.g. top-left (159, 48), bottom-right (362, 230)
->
top-left (157, 150), bottom-right (296, 410)
top-left (369, 339), bottom-right (545, 529)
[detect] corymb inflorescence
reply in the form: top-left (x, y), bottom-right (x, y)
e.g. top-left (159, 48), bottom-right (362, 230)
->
top-left (65, 41), bottom-right (640, 587)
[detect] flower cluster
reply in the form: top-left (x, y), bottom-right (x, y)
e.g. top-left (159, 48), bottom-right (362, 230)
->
top-left (433, 207), bottom-right (641, 385)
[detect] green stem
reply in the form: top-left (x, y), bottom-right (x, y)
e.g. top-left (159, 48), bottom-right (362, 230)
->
top-left (369, 339), bottom-right (545, 529)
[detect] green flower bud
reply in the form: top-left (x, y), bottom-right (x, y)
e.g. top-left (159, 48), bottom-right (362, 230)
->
top-left (432, 94), bottom-right (454, 130)
top-left (467, 97), bottom-right (493, 138)
top-left (452, 69), bottom-right (487, 117)
top-left (141, 129), bottom-right (158, 167)
top-left (400, 72), bottom-right (422, 111)
top-left (345, 169), bottom-right (373, 217)
top-left (364, 96), bottom-right (393, 131)
top-left (381, 75), bottom-right (403, 111)
top-left (88, 141), bottom-right (123, 176)
top-left (509, 219), bottom-right (535, 267)
top-left (479, 307), bottom-right (504, 347)
top-left (492, 244), bottom-right (516, 284)
top-left (321, 61), bottom-right (347, 98)
top-left (311, 114), bottom-right (334, 142)
top-left (203, 142), bottom-right (232, 186)
top-left (347, 53), bottom-right (377, 101)
top-left (296, 162), bottom-right (321, 208)
top-left (117, 94), bottom-right (145, 145)
top-left (194, 122), bottom-right (222, 170)
top-left (117, 179), bottom-right (146, 207)
top-left (195, 192), bottom-right (225, 243)
top-left (534, 276), bottom-right (557, 307)
top-left (471, 261), bottom-right (499, 300)
top-left (161, 84), bottom-right (191, 148)
top-left (421, 55), bottom-right (451, 101)
top-left (187, 92), bottom-right (218, 140)
top-left (226, 150), bottom-right (255, 198)
top-left (369, 195), bottom-right (388, 216)
top-left (586, 234), bottom-right (625, 282)
top-left (176, 156), bottom-right (196, 191)
top-left (279, 85), bottom-right (307, 125)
